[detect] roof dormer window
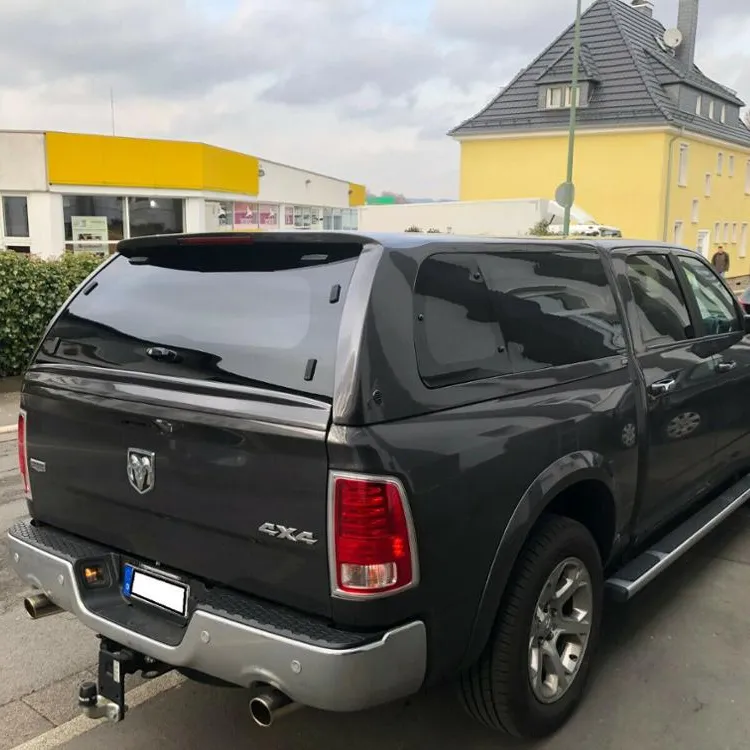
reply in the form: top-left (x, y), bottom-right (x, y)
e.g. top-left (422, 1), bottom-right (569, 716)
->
top-left (544, 85), bottom-right (582, 110)
top-left (708, 100), bottom-right (715, 120)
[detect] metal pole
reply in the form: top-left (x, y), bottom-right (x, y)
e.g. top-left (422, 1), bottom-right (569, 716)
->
top-left (110, 88), bottom-right (116, 136)
top-left (563, 0), bottom-right (583, 238)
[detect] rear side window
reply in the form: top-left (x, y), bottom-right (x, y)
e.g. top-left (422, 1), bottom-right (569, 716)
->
top-left (478, 249), bottom-right (625, 372)
top-left (37, 241), bottom-right (361, 398)
top-left (413, 253), bottom-right (509, 387)
top-left (625, 254), bottom-right (692, 347)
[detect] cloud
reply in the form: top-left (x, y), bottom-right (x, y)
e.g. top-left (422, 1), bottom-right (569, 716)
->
top-left (0, 0), bottom-right (748, 198)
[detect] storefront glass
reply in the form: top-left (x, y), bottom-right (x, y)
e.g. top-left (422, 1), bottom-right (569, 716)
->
top-left (63, 195), bottom-right (124, 253)
top-left (2, 196), bottom-right (30, 238)
top-left (128, 197), bottom-right (184, 238)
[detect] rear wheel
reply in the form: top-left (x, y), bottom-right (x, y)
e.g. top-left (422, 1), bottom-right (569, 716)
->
top-left (460, 515), bottom-right (603, 738)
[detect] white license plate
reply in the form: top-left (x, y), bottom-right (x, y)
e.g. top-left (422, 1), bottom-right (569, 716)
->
top-left (122, 564), bottom-right (188, 616)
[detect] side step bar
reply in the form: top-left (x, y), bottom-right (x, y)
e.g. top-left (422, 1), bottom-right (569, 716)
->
top-left (606, 473), bottom-right (750, 602)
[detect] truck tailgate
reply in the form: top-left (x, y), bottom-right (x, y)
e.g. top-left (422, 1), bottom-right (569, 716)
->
top-left (23, 371), bottom-right (333, 615)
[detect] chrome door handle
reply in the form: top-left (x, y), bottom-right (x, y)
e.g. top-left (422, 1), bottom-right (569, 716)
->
top-left (716, 360), bottom-right (737, 373)
top-left (648, 379), bottom-right (677, 397)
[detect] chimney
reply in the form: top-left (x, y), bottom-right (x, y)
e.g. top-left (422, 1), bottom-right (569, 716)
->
top-left (676, 0), bottom-right (699, 67)
top-left (630, 0), bottom-right (653, 17)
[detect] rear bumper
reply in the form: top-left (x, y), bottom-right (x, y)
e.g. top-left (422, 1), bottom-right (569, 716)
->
top-left (7, 521), bottom-right (426, 712)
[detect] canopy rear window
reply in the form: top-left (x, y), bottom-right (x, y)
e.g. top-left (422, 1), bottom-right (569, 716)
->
top-left (37, 241), bottom-right (362, 398)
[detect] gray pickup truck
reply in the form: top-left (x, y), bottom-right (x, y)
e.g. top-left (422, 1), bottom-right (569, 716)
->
top-left (8, 232), bottom-right (750, 738)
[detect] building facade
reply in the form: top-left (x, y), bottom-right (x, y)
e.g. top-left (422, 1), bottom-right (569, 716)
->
top-left (0, 131), bottom-right (365, 258)
top-left (451, 0), bottom-right (750, 281)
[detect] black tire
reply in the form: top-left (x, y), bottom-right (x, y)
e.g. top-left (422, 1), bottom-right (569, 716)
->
top-left (460, 514), bottom-right (603, 739)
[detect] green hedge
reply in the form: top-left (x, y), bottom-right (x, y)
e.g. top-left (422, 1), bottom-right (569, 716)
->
top-left (0, 252), bottom-right (104, 378)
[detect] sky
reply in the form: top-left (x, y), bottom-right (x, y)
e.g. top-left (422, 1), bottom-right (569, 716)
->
top-left (0, 0), bottom-right (748, 199)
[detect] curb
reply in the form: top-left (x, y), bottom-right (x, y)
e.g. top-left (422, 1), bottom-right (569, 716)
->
top-left (0, 424), bottom-right (16, 436)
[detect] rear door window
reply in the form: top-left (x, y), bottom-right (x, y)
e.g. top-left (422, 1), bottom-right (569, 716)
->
top-left (478, 249), bottom-right (625, 372)
top-left (413, 253), bottom-right (510, 387)
top-left (38, 241), bottom-right (362, 398)
top-left (625, 254), bottom-right (693, 347)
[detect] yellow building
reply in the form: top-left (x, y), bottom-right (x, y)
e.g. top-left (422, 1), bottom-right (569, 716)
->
top-left (451, 0), bottom-right (750, 282)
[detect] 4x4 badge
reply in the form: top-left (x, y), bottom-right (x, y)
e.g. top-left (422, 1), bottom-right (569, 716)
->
top-left (127, 448), bottom-right (155, 495)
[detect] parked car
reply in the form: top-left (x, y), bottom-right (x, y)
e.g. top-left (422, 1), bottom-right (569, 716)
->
top-left (9, 232), bottom-right (750, 739)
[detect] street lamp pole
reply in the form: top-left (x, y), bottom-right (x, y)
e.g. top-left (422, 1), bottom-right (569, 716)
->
top-left (562, 0), bottom-right (583, 238)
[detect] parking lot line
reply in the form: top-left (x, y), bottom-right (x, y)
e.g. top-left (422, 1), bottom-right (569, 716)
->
top-left (11, 672), bottom-right (185, 750)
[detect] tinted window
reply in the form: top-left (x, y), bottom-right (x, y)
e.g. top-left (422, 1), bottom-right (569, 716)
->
top-left (127, 197), bottom-right (184, 237)
top-left (2, 196), bottom-right (29, 237)
top-left (479, 250), bottom-right (625, 371)
top-left (677, 255), bottom-right (741, 335)
top-left (413, 253), bottom-right (508, 387)
top-left (625, 254), bottom-right (692, 347)
top-left (38, 242), bottom-right (361, 398)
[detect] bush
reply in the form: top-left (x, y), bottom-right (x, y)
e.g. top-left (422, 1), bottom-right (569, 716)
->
top-left (529, 219), bottom-right (552, 236)
top-left (0, 252), bottom-right (104, 378)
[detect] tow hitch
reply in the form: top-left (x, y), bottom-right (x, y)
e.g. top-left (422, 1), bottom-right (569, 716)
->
top-left (78, 637), bottom-right (171, 722)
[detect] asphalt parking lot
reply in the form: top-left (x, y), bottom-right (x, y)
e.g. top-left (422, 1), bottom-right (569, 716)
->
top-left (3, 431), bottom-right (750, 749)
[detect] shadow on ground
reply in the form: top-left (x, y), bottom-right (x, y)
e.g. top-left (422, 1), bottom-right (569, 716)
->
top-left (59, 508), bottom-right (750, 750)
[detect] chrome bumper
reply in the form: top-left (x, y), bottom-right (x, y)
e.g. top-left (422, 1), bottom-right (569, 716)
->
top-left (8, 526), bottom-right (426, 712)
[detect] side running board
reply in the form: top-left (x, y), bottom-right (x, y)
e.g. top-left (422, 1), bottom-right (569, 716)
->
top-left (606, 473), bottom-right (750, 602)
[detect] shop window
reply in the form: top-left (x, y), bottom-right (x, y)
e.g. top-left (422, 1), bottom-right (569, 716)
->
top-left (128, 197), bottom-right (183, 238)
top-left (205, 200), bottom-right (233, 232)
top-left (2, 196), bottom-right (30, 238)
top-left (233, 202), bottom-right (258, 229)
top-left (284, 206), bottom-right (294, 226)
top-left (323, 208), bottom-right (333, 230)
top-left (258, 204), bottom-right (279, 228)
top-left (63, 195), bottom-right (123, 253)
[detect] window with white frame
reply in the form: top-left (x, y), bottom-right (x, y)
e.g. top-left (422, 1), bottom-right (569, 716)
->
top-left (691, 199), bottom-right (699, 223)
top-left (741, 224), bottom-right (748, 259)
top-left (0, 195), bottom-right (31, 252)
top-left (705, 173), bottom-right (712, 196)
top-left (729, 155), bottom-right (735, 177)
top-left (709, 100), bottom-right (715, 120)
top-left (717, 152), bottom-right (724, 175)
top-left (673, 220), bottom-right (685, 245)
top-left (724, 223), bottom-right (731, 242)
top-left (714, 222), bottom-right (721, 240)
top-left (721, 104), bottom-right (726, 123)
top-left (545, 85), bottom-right (580, 110)
top-left (678, 144), bottom-right (689, 186)
top-left (63, 194), bottom-right (183, 254)
top-left (695, 95), bottom-right (702, 115)
top-left (732, 223), bottom-right (738, 243)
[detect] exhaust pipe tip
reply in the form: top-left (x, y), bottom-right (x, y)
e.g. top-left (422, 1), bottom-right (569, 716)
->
top-left (24, 593), bottom-right (62, 619)
top-left (249, 696), bottom-right (275, 728)
top-left (249, 687), bottom-right (299, 728)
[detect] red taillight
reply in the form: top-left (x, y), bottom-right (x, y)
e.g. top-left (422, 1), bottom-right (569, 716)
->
top-left (18, 410), bottom-right (31, 499)
top-left (331, 474), bottom-right (417, 596)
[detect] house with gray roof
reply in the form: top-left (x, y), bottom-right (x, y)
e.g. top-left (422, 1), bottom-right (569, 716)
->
top-left (450, 0), bottom-right (750, 277)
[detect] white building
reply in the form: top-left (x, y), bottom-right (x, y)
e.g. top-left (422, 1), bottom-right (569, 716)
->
top-left (0, 131), bottom-right (365, 258)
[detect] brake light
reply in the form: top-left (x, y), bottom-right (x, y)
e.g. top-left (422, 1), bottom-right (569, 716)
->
top-left (18, 410), bottom-right (30, 499)
top-left (178, 235), bottom-right (255, 245)
top-left (331, 473), bottom-right (418, 596)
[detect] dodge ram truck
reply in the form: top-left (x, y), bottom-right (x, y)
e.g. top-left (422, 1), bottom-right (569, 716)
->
top-left (8, 232), bottom-right (750, 738)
